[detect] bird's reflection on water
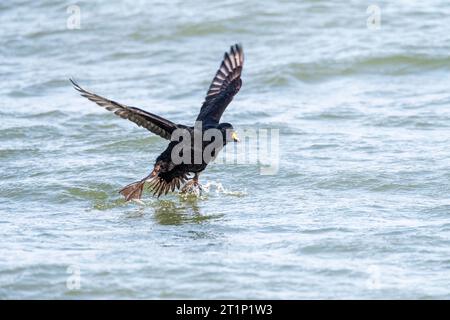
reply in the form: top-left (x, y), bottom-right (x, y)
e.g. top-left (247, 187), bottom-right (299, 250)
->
top-left (118, 194), bottom-right (223, 226)
top-left (153, 200), bottom-right (198, 225)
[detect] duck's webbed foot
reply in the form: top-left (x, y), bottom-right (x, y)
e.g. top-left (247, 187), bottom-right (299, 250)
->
top-left (181, 173), bottom-right (202, 195)
top-left (119, 166), bottom-right (160, 201)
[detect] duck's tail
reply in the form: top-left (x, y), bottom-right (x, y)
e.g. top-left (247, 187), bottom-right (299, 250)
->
top-left (148, 173), bottom-right (189, 198)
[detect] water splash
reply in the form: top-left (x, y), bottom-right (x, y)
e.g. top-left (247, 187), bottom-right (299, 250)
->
top-left (176, 180), bottom-right (247, 200)
top-left (201, 181), bottom-right (247, 197)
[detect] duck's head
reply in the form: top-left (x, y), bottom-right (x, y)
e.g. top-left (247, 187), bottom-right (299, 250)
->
top-left (218, 123), bottom-right (239, 143)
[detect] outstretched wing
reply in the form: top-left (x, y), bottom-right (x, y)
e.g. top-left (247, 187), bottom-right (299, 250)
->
top-left (70, 79), bottom-right (178, 140)
top-left (196, 44), bottom-right (244, 123)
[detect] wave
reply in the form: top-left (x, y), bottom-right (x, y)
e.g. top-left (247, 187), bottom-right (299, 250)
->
top-left (259, 54), bottom-right (450, 84)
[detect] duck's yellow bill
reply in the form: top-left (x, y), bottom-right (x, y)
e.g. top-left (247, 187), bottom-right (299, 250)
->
top-left (232, 131), bottom-right (240, 142)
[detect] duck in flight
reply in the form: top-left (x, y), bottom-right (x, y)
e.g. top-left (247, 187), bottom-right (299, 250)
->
top-left (71, 44), bottom-right (244, 201)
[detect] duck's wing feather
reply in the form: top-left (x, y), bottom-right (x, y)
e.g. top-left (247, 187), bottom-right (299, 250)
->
top-left (196, 44), bottom-right (244, 123)
top-left (70, 79), bottom-right (177, 140)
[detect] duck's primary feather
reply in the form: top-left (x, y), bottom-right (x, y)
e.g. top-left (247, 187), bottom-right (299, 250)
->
top-left (196, 44), bottom-right (244, 124)
top-left (70, 79), bottom-right (178, 140)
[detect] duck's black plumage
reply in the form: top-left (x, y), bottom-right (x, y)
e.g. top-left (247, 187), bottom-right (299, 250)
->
top-left (71, 44), bottom-right (244, 200)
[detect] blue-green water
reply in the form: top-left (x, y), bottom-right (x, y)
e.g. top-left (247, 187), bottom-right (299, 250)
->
top-left (1, 0), bottom-right (450, 299)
